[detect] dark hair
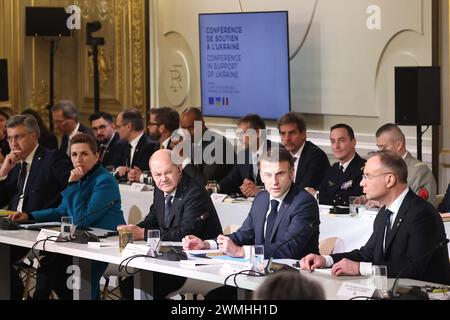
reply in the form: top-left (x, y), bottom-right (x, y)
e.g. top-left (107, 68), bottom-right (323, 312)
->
top-left (89, 111), bottom-right (114, 124)
top-left (182, 107), bottom-right (203, 121)
top-left (253, 271), bottom-right (325, 300)
top-left (70, 133), bottom-right (98, 153)
top-left (375, 123), bottom-right (405, 144)
top-left (278, 112), bottom-right (306, 133)
top-left (0, 109), bottom-right (11, 120)
top-left (238, 114), bottom-right (266, 130)
top-left (121, 108), bottom-right (144, 131)
top-left (150, 107), bottom-right (180, 133)
top-left (367, 150), bottom-right (408, 184)
top-left (260, 146), bottom-right (294, 169)
top-left (6, 114), bottom-right (40, 138)
top-left (51, 100), bottom-right (78, 119)
top-left (330, 123), bottom-right (355, 140)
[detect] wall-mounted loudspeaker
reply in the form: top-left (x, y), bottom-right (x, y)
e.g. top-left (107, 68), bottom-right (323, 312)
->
top-left (25, 7), bottom-right (71, 37)
top-left (395, 66), bottom-right (441, 126)
top-left (0, 59), bottom-right (8, 101)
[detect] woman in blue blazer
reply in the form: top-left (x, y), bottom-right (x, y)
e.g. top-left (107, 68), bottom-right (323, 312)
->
top-left (12, 133), bottom-right (125, 299)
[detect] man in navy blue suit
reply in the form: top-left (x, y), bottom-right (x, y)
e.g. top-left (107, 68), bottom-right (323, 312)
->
top-left (183, 147), bottom-right (320, 259)
top-left (183, 148), bottom-right (320, 299)
top-left (0, 114), bottom-right (72, 299)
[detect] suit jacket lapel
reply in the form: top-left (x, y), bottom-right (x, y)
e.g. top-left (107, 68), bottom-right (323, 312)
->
top-left (23, 147), bottom-right (44, 200)
top-left (256, 195), bottom-right (270, 243)
top-left (384, 192), bottom-right (410, 255)
top-left (165, 176), bottom-right (187, 227)
top-left (268, 187), bottom-right (294, 242)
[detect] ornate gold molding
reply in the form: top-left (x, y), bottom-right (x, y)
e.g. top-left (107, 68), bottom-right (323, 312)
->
top-left (130, 0), bottom-right (145, 113)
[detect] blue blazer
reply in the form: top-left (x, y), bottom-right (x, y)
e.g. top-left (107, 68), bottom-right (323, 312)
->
top-left (229, 184), bottom-right (320, 259)
top-left (31, 164), bottom-right (125, 230)
top-left (0, 146), bottom-right (72, 212)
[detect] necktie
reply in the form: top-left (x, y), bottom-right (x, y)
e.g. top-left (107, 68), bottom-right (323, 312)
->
top-left (125, 143), bottom-right (132, 168)
top-left (13, 162), bottom-right (28, 210)
top-left (265, 199), bottom-right (279, 241)
top-left (384, 209), bottom-right (393, 252)
top-left (98, 144), bottom-right (107, 163)
top-left (339, 164), bottom-right (345, 174)
top-left (164, 195), bottom-right (173, 228)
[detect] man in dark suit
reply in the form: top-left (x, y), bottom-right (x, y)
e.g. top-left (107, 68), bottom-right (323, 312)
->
top-left (0, 115), bottom-right (72, 299)
top-left (278, 112), bottom-right (330, 189)
top-left (215, 114), bottom-right (273, 197)
top-left (317, 123), bottom-right (365, 206)
top-left (128, 107), bottom-right (180, 183)
top-left (51, 100), bottom-right (94, 157)
top-left (300, 150), bottom-right (450, 285)
top-left (119, 149), bottom-right (222, 298)
top-left (88, 111), bottom-right (123, 167)
top-left (183, 148), bottom-right (320, 298)
top-left (178, 107), bottom-right (235, 187)
top-left (184, 147), bottom-right (320, 259)
top-left (115, 108), bottom-right (158, 181)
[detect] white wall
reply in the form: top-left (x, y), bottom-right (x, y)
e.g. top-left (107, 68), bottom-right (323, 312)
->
top-left (149, 0), bottom-right (449, 188)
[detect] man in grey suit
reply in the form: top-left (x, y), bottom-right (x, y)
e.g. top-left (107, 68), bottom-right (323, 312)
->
top-left (375, 123), bottom-right (437, 206)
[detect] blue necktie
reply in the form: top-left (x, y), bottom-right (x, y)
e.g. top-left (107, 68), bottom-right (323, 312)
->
top-left (265, 199), bottom-right (279, 241)
top-left (164, 195), bottom-right (173, 228)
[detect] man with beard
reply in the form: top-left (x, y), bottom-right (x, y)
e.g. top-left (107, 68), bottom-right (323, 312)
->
top-left (128, 107), bottom-right (179, 183)
top-left (89, 112), bottom-right (123, 167)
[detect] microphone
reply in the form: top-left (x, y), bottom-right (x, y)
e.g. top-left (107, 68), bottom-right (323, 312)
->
top-left (69, 199), bottom-right (120, 244)
top-left (264, 221), bottom-right (320, 274)
top-left (146, 212), bottom-right (210, 260)
top-left (388, 238), bottom-right (449, 300)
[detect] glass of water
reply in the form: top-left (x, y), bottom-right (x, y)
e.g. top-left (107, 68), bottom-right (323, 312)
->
top-left (370, 265), bottom-right (388, 296)
top-left (147, 229), bottom-right (161, 256)
top-left (61, 216), bottom-right (74, 239)
top-left (250, 245), bottom-right (265, 273)
top-left (349, 196), bottom-right (360, 216)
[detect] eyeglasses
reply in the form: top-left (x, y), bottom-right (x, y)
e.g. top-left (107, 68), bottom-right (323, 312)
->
top-left (361, 172), bottom-right (394, 181)
top-left (7, 132), bottom-right (31, 143)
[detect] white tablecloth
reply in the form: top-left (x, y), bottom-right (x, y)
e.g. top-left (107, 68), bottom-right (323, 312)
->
top-left (119, 186), bottom-right (450, 254)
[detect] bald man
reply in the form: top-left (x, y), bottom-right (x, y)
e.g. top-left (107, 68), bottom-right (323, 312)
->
top-left (118, 149), bottom-right (222, 299)
top-left (179, 107), bottom-right (235, 186)
top-left (375, 123), bottom-right (437, 207)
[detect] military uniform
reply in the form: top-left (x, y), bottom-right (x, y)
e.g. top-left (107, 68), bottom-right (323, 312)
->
top-left (318, 153), bottom-right (366, 206)
top-left (404, 152), bottom-right (437, 207)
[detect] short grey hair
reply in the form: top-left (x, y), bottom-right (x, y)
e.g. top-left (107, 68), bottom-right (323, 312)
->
top-left (367, 150), bottom-right (408, 184)
top-left (6, 114), bottom-right (40, 138)
top-left (51, 100), bottom-right (78, 120)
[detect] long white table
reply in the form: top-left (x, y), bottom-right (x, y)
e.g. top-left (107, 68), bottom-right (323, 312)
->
top-left (0, 229), bottom-right (444, 300)
top-left (120, 186), bottom-right (450, 254)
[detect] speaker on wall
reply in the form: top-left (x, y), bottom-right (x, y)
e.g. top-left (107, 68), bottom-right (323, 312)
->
top-left (395, 66), bottom-right (441, 126)
top-left (0, 59), bottom-right (8, 101)
top-left (25, 7), bottom-right (71, 37)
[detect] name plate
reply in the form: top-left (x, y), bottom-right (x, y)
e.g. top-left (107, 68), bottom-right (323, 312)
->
top-left (336, 281), bottom-right (376, 299)
top-left (36, 228), bottom-right (62, 242)
top-left (122, 243), bottom-right (151, 257)
top-left (130, 183), bottom-right (151, 192)
top-left (220, 261), bottom-right (253, 274)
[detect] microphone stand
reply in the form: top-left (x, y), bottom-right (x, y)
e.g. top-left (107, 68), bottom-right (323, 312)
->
top-left (69, 199), bottom-right (120, 244)
top-left (389, 238), bottom-right (448, 300)
top-left (264, 221), bottom-right (320, 274)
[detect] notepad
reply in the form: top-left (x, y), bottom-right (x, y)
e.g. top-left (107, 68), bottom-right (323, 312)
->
top-left (88, 241), bottom-right (118, 248)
